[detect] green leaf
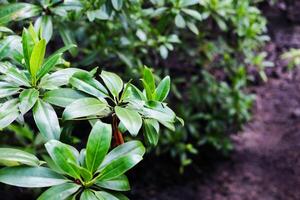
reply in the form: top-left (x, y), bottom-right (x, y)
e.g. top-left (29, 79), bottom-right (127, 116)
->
top-left (33, 99), bottom-right (60, 140)
top-left (0, 148), bottom-right (40, 167)
top-left (0, 99), bottom-right (19, 129)
top-left (143, 67), bottom-right (155, 93)
top-left (86, 121), bottom-right (112, 173)
top-left (30, 39), bottom-right (46, 84)
top-left (62, 98), bottom-right (108, 120)
top-left (155, 76), bottom-right (170, 101)
top-left (98, 154), bottom-right (142, 181)
top-left (115, 106), bottom-right (142, 136)
top-left (36, 53), bottom-right (60, 80)
top-left (95, 174), bottom-right (130, 191)
top-left (0, 82), bottom-right (19, 98)
top-left (175, 14), bottom-right (186, 28)
top-left (95, 191), bottom-right (119, 200)
top-left (5, 67), bottom-right (30, 87)
top-left (182, 8), bottom-right (202, 21)
top-left (187, 22), bottom-right (199, 35)
top-left (80, 190), bottom-right (99, 200)
top-left (70, 71), bottom-right (108, 100)
top-left (19, 88), bottom-right (39, 115)
top-left (0, 3), bottom-right (41, 25)
top-left (38, 183), bottom-right (80, 200)
top-left (68, 161), bottom-right (92, 182)
top-left (44, 88), bottom-right (87, 107)
top-left (111, 0), bottom-right (123, 11)
top-left (22, 28), bottom-right (34, 70)
top-left (45, 140), bottom-right (80, 179)
top-left (59, 27), bottom-right (77, 56)
top-left (142, 101), bottom-right (176, 123)
top-left (100, 141), bottom-right (145, 170)
top-left (100, 70), bottom-right (123, 97)
top-left (180, 0), bottom-right (199, 7)
top-left (0, 166), bottom-right (68, 188)
top-left (34, 15), bottom-right (53, 43)
top-left (39, 68), bottom-right (84, 90)
top-left (144, 119), bottom-right (159, 146)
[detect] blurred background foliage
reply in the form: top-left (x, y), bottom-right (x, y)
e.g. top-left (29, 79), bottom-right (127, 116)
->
top-left (0, 0), bottom-right (272, 171)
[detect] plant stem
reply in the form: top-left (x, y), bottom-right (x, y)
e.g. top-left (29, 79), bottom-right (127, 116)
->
top-left (112, 114), bottom-right (124, 146)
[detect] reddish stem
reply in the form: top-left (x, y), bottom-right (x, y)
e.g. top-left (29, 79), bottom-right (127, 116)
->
top-left (112, 114), bottom-right (124, 146)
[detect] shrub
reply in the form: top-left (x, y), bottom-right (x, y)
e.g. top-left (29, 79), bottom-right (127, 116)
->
top-left (0, 0), bottom-right (270, 170)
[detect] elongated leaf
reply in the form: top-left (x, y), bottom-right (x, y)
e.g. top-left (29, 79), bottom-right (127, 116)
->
top-left (100, 71), bottom-right (123, 97)
top-left (98, 154), bottom-right (142, 181)
top-left (59, 27), bottom-right (77, 56)
top-left (39, 68), bottom-right (84, 90)
top-left (142, 101), bottom-right (176, 123)
top-left (95, 174), bottom-right (130, 191)
top-left (86, 121), bottom-right (112, 173)
top-left (80, 190), bottom-right (99, 200)
top-left (0, 99), bottom-right (19, 129)
top-left (22, 28), bottom-right (34, 69)
top-left (182, 8), bottom-right (202, 21)
top-left (175, 14), bottom-right (186, 28)
top-left (5, 67), bottom-right (30, 87)
top-left (0, 148), bottom-right (40, 167)
top-left (30, 39), bottom-right (46, 83)
top-left (0, 166), bottom-right (68, 188)
top-left (99, 141), bottom-right (145, 170)
top-left (0, 82), bottom-right (19, 98)
top-left (19, 88), bottom-right (39, 115)
top-left (44, 88), bottom-right (86, 107)
top-left (63, 98), bottom-right (108, 120)
top-left (0, 3), bottom-right (41, 25)
top-left (155, 76), bottom-right (170, 101)
top-left (38, 183), bottom-right (80, 200)
top-left (115, 106), bottom-right (142, 136)
top-left (37, 53), bottom-right (60, 80)
top-left (34, 15), bottom-right (53, 43)
top-left (143, 119), bottom-right (159, 146)
top-left (45, 140), bottom-right (80, 178)
top-left (143, 67), bottom-right (155, 93)
top-left (95, 191), bottom-right (119, 200)
top-left (70, 71), bottom-right (108, 99)
top-left (33, 100), bottom-right (60, 140)
top-left (111, 0), bottom-right (123, 11)
top-left (68, 161), bottom-right (92, 181)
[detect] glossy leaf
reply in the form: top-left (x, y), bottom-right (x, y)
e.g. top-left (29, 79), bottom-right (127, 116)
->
top-left (45, 140), bottom-right (80, 178)
top-left (111, 0), bottom-right (123, 11)
top-left (36, 53), bottom-right (60, 80)
top-left (19, 88), bottom-right (39, 115)
top-left (43, 88), bottom-right (86, 107)
top-left (0, 148), bottom-right (40, 167)
top-left (30, 39), bottom-right (46, 83)
top-left (62, 98), bottom-right (107, 120)
top-left (38, 183), bottom-right (80, 200)
top-left (70, 71), bottom-right (108, 99)
top-left (0, 99), bottom-right (19, 129)
top-left (95, 174), bottom-right (130, 191)
top-left (86, 121), bottom-right (112, 173)
top-left (100, 141), bottom-right (145, 169)
top-left (39, 68), bottom-right (84, 90)
top-left (80, 190), bottom-right (99, 200)
top-left (100, 70), bottom-right (123, 97)
top-left (0, 3), bottom-right (41, 25)
top-left (95, 191), bottom-right (119, 200)
top-left (0, 166), bottom-right (68, 188)
top-left (98, 154), bottom-right (143, 181)
top-left (143, 119), bottom-right (159, 146)
top-left (33, 100), bottom-right (60, 140)
top-left (34, 15), bottom-right (53, 43)
top-left (155, 76), bottom-right (170, 101)
top-left (115, 106), bottom-right (142, 136)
